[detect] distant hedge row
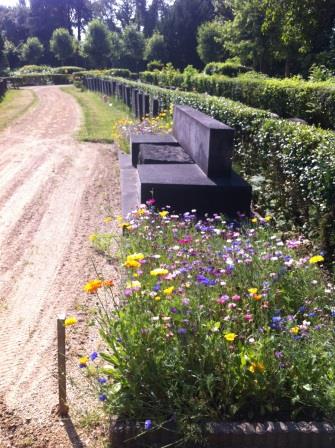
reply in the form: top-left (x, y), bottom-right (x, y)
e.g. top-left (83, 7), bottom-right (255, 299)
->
top-left (104, 75), bottom-right (335, 258)
top-left (140, 71), bottom-right (335, 130)
top-left (7, 73), bottom-right (71, 87)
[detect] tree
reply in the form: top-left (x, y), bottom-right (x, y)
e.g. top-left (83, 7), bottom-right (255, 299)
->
top-left (83, 19), bottom-right (111, 68)
top-left (197, 21), bottom-right (227, 64)
top-left (20, 36), bottom-right (44, 64)
top-left (4, 39), bottom-right (20, 69)
top-left (121, 25), bottom-right (145, 71)
top-left (110, 31), bottom-right (123, 65)
top-left (159, 0), bottom-right (214, 69)
top-left (68, 0), bottom-right (92, 41)
top-left (0, 33), bottom-right (9, 74)
top-left (50, 28), bottom-right (75, 64)
top-left (144, 32), bottom-right (167, 62)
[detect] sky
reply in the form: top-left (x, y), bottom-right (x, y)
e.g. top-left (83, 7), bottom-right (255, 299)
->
top-left (0, 0), bottom-right (20, 6)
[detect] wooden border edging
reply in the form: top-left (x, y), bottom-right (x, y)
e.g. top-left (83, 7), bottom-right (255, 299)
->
top-left (57, 315), bottom-right (68, 417)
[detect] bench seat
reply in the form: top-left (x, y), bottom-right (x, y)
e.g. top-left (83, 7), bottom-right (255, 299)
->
top-left (138, 164), bottom-right (251, 216)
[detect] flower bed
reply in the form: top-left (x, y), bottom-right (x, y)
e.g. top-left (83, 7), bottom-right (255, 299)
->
top-left (86, 206), bottom-right (335, 446)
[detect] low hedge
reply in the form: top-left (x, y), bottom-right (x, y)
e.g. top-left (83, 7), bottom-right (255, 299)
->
top-left (7, 73), bottom-right (71, 87)
top-left (105, 76), bottom-right (335, 258)
top-left (139, 71), bottom-right (335, 129)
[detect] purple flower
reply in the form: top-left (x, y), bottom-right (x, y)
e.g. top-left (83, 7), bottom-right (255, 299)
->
top-left (99, 394), bottom-right (107, 401)
top-left (182, 298), bottom-right (190, 306)
top-left (275, 351), bottom-right (283, 359)
top-left (90, 352), bottom-right (98, 361)
top-left (153, 283), bottom-right (161, 291)
top-left (144, 419), bottom-right (152, 430)
top-left (98, 377), bottom-right (107, 384)
top-left (170, 307), bottom-right (178, 314)
top-left (177, 328), bottom-right (187, 335)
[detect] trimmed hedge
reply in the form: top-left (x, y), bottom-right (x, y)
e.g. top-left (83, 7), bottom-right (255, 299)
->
top-left (104, 76), bottom-right (335, 258)
top-left (140, 70), bottom-right (335, 130)
top-left (6, 73), bottom-right (71, 87)
top-left (204, 61), bottom-right (251, 76)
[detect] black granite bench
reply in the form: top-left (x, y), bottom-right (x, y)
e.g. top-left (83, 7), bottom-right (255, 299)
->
top-left (129, 105), bottom-right (251, 216)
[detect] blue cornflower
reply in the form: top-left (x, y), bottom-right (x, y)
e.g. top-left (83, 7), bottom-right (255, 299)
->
top-left (153, 283), bottom-right (161, 291)
top-left (99, 394), bottom-right (107, 401)
top-left (144, 419), bottom-right (152, 430)
top-left (98, 377), bottom-right (107, 384)
top-left (90, 352), bottom-right (98, 361)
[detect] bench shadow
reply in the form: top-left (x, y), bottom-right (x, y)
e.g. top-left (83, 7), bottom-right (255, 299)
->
top-left (62, 416), bottom-right (85, 448)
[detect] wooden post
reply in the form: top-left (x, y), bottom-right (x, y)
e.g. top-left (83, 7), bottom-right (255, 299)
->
top-left (57, 314), bottom-right (68, 417)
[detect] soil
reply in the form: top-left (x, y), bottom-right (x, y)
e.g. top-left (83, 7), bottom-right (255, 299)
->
top-left (0, 86), bottom-right (121, 447)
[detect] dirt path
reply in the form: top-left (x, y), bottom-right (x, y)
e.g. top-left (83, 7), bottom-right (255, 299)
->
top-left (0, 86), bottom-right (120, 447)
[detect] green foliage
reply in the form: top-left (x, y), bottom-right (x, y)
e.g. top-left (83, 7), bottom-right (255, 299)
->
top-left (94, 210), bottom-right (335, 442)
top-left (147, 59), bottom-right (164, 71)
top-left (15, 64), bottom-right (52, 74)
top-left (196, 21), bottom-right (227, 64)
top-left (50, 28), bottom-right (75, 64)
top-left (53, 66), bottom-right (84, 74)
top-left (20, 37), bottom-right (44, 65)
top-left (204, 61), bottom-right (251, 76)
top-left (140, 69), bottom-right (335, 129)
top-left (144, 32), bottom-right (167, 63)
top-left (121, 26), bottom-right (145, 72)
top-left (308, 64), bottom-right (334, 82)
top-left (107, 75), bottom-right (335, 257)
top-left (0, 33), bottom-right (9, 75)
top-left (83, 19), bottom-right (111, 68)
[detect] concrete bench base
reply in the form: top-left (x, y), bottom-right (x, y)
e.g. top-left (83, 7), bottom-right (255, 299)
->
top-left (138, 164), bottom-right (251, 216)
top-left (131, 134), bottom-right (178, 167)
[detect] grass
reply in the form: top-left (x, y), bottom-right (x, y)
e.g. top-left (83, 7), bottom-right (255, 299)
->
top-left (0, 88), bottom-right (37, 132)
top-left (62, 85), bottom-right (132, 143)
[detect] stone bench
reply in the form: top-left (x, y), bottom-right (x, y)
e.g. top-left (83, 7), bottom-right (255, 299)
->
top-left (130, 105), bottom-right (251, 216)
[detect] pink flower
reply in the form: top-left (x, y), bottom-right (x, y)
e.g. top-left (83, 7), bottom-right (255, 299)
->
top-left (232, 295), bottom-right (241, 302)
top-left (244, 313), bottom-right (253, 322)
top-left (228, 303), bottom-right (237, 309)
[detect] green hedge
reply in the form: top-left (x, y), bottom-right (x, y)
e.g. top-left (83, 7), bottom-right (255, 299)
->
top-left (106, 76), bottom-right (335, 258)
top-left (204, 61), bottom-right (251, 76)
top-left (0, 79), bottom-right (6, 98)
top-left (7, 73), bottom-right (71, 87)
top-left (140, 70), bottom-right (335, 129)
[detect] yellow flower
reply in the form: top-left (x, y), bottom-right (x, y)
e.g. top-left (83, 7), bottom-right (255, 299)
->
top-left (224, 332), bottom-right (237, 342)
top-left (290, 326), bottom-right (300, 335)
top-left (154, 296), bottom-right (161, 301)
top-left (159, 211), bottom-right (169, 218)
top-left (248, 362), bottom-right (265, 374)
top-left (248, 288), bottom-right (258, 295)
top-left (64, 316), bottom-right (77, 327)
top-left (128, 253), bottom-right (144, 261)
top-left (83, 279), bottom-right (103, 294)
top-left (136, 207), bottom-right (146, 216)
top-left (309, 255), bottom-right (324, 264)
top-left (251, 217), bottom-right (257, 223)
top-left (126, 280), bottom-right (141, 289)
top-left (121, 222), bottom-right (132, 231)
top-left (103, 216), bottom-right (112, 223)
top-left (79, 356), bottom-right (89, 366)
top-left (89, 233), bottom-right (97, 242)
top-left (163, 286), bottom-right (174, 295)
top-left (124, 258), bottom-right (141, 268)
top-left (150, 268), bottom-right (169, 276)
top-left (264, 215), bottom-right (272, 222)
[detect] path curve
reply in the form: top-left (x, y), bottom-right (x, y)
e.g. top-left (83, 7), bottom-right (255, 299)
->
top-left (0, 86), bottom-right (120, 447)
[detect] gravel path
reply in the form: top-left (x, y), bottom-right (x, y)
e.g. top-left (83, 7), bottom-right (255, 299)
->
top-left (0, 86), bottom-right (120, 447)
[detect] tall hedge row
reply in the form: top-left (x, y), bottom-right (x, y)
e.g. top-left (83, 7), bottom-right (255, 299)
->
top-left (107, 76), bottom-right (335, 258)
top-left (140, 71), bottom-right (335, 130)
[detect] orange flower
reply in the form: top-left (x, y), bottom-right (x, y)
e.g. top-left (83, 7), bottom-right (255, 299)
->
top-left (83, 279), bottom-right (103, 294)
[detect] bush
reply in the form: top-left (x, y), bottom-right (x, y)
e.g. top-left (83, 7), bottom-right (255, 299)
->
top-left (103, 75), bottom-right (335, 258)
top-left (204, 61), bottom-right (251, 76)
top-left (16, 65), bottom-right (53, 74)
top-left (139, 69), bottom-right (335, 129)
top-left (196, 21), bottom-right (227, 64)
top-left (147, 60), bottom-right (164, 71)
top-left (90, 210), bottom-right (335, 446)
top-left (20, 37), bottom-right (44, 65)
top-left (0, 78), bottom-right (7, 98)
top-left (53, 66), bottom-right (84, 74)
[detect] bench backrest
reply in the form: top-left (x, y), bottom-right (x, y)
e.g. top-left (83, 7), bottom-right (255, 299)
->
top-left (173, 105), bottom-right (234, 177)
